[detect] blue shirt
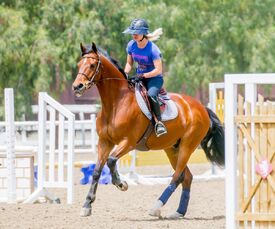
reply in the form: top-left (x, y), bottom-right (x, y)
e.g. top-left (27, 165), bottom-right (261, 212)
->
top-left (126, 40), bottom-right (162, 77)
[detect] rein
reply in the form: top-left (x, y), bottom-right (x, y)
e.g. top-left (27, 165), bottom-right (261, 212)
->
top-left (94, 78), bottom-right (129, 84)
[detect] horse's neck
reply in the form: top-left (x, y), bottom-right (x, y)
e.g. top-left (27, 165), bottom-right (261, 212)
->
top-left (96, 57), bottom-right (130, 113)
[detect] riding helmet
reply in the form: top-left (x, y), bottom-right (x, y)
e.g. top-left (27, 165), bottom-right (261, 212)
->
top-left (123, 18), bottom-right (149, 35)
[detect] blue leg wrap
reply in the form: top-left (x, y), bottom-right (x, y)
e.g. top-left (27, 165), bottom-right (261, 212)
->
top-left (176, 189), bottom-right (190, 216)
top-left (158, 183), bottom-right (177, 205)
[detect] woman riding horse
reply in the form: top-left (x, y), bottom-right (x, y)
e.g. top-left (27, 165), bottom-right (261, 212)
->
top-left (72, 42), bottom-right (224, 219)
top-left (123, 18), bottom-right (167, 137)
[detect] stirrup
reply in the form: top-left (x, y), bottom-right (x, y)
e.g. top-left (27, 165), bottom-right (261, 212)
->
top-left (155, 121), bottom-right (167, 137)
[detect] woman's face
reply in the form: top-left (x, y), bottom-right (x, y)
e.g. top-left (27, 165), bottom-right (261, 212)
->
top-left (132, 34), bottom-right (143, 42)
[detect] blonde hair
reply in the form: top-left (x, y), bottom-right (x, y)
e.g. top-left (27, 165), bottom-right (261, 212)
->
top-left (146, 28), bottom-right (163, 41)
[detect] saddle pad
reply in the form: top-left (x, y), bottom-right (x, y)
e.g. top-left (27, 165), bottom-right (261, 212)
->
top-left (135, 88), bottom-right (178, 121)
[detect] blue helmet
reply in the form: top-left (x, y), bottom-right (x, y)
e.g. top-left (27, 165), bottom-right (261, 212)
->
top-left (123, 18), bottom-right (149, 35)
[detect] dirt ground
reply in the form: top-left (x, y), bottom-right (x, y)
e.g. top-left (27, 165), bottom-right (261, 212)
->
top-left (0, 164), bottom-right (225, 229)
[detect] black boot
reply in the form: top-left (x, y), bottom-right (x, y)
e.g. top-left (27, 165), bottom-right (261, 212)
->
top-left (148, 96), bottom-right (167, 137)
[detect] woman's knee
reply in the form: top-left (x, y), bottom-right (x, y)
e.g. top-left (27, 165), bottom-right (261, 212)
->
top-left (148, 88), bottom-right (159, 97)
top-left (146, 77), bottom-right (163, 97)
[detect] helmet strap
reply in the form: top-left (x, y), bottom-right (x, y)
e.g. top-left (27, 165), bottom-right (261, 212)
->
top-left (139, 35), bottom-right (146, 42)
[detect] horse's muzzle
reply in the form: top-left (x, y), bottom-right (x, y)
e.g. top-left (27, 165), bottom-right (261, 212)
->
top-left (72, 83), bottom-right (85, 97)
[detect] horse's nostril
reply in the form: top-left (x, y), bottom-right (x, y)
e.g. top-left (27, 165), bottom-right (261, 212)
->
top-left (78, 84), bottom-right (84, 90)
top-left (73, 84), bottom-right (84, 91)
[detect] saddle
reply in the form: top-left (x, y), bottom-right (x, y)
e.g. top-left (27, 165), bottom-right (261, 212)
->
top-left (135, 82), bottom-right (178, 121)
top-left (134, 82), bottom-right (178, 151)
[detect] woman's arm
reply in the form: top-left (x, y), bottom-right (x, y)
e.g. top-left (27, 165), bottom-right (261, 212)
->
top-left (124, 54), bottom-right (133, 74)
top-left (143, 58), bottom-right (162, 78)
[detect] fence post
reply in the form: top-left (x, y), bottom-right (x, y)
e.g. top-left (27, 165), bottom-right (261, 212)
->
top-left (4, 88), bottom-right (16, 203)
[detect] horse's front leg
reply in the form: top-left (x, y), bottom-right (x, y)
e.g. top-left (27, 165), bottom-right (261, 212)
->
top-left (80, 138), bottom-right (113, 217)
top-left (107, 140), bottom-right (133, 191)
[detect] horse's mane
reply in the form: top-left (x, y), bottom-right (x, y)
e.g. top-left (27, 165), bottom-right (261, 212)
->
top-left (82, 45), bottom-right (127, 79)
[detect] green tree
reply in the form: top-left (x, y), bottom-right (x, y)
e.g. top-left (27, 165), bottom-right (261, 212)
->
top-left (1, 0), bottom-right (275, 118)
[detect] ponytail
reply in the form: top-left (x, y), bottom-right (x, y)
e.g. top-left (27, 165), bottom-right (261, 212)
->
top-left (146, 28), bottom-right (163, 41)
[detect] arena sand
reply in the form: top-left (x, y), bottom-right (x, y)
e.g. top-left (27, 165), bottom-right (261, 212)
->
top-left (0, 164), bottom-right (225, 229)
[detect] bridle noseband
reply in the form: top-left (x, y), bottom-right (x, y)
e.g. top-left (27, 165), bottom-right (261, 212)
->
top-left (77, 54), bottom-right (102, 86)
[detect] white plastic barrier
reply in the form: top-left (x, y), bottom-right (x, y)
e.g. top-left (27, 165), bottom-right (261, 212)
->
top-left (0, 146), bottom-right (35, 202)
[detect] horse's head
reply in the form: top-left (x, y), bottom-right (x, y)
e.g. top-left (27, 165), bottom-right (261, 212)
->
top-left (72, 42), bottom-right (102, 97)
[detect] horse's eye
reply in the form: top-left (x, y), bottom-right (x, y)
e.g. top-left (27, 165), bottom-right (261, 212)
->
top-left (90, 64), bottom-right (96, 69)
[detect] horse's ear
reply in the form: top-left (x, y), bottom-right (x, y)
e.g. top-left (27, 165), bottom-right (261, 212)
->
top-left (92, 42), bottom-right (98, 53)
top-left (80, 43), bottom-right (86, 54)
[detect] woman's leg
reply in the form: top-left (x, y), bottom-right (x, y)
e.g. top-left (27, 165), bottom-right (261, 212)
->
top-left (144, 77), bottom-right (167, 137)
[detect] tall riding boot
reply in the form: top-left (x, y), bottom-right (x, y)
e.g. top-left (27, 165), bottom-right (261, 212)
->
top-left (148, 96), bottom-right (167, 137)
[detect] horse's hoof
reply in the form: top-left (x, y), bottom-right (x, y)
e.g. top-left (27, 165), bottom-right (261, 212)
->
top-left (149, 208), bottom-right (162, 218)
top-left (116, 181), bottom-right (128, 191)
top-left (148, 200), bottom-right (163, 218)
top-left (80, 207), bottom-right (92, 217)
top-left (167, 212), bottom-right (184, 219)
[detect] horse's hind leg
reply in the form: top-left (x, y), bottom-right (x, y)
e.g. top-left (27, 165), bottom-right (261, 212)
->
top-left (149, 147), bottom-right (178, 217)
top-left (168, 166), bottom-right (193, 219)
top-left (149, 146), bottom-right (194, 218)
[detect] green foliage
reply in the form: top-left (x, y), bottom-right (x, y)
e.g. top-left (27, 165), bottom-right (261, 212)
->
top-left (1, 0), bottom-right (275, 118)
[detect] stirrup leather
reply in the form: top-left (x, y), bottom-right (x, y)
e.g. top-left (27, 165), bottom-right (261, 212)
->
top-left (155, 121), bottom-right (167, 137)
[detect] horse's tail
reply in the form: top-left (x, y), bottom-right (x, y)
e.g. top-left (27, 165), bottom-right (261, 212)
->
top-left (200, 107), bottom-right (225, 167)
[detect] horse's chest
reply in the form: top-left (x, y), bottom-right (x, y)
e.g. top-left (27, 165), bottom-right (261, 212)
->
top-left (97, 116), bottom-right (128, 139)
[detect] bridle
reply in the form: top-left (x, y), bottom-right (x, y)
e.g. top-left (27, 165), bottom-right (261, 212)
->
top-left (77, 54), bottom-right (102, 86)
top-left (76, 53), bottom-right (132, 87)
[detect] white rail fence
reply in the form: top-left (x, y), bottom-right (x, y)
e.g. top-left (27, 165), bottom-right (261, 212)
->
top-left (0, 105), bottom-right (99, 154)
top-left (0, 89), bottom-right (101, 204)
top-left (24, 92), bottom-right (75, 204)
top-left (1, 90), bottom-right (36, 203)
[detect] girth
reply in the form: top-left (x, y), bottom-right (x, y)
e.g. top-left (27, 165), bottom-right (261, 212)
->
top-left (135, 122), bottom-right (154, 151)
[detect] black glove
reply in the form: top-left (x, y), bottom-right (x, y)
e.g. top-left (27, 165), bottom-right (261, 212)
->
top-left (137, 73), bottom-right (145, 79)
top-left (131, 74), bottom-right (144, 82)
top-left (129, 76), bottom-right (139, 83)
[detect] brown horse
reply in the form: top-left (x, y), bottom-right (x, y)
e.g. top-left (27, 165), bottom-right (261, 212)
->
top-left (72, 43), bottom-right (224, 218)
